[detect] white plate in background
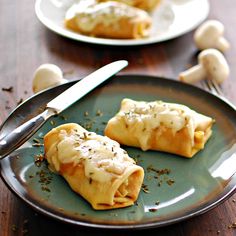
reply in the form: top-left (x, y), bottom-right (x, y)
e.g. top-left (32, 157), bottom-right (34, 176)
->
top-left (35, 0), bottom-right (209, 46)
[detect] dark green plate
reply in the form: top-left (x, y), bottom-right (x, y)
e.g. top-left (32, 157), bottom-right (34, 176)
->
top-left (1, 75), bottom-right (236, 229)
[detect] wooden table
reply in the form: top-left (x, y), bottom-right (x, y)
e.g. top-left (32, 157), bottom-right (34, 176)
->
top-left (0, 0), bottom-right (236, 235)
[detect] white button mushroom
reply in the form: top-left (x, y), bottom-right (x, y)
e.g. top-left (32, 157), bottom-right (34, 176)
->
top-left (32, 64), bottom-right (68, 93)
top-left (194, 20), bottom-right (230, 52)
top-left (179, 48), bottom-right (230, 84)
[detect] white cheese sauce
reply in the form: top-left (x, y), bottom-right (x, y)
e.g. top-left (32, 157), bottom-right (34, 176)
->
top-left (66, 1), bottom-right (149, 32)
top-left (53, 129), bottom-right (135, 182)
top-left (119, 99), bottom-right (198, 149)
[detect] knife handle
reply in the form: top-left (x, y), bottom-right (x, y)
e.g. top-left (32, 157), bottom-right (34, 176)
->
top-left (0, 109), bottom-right (55, 160)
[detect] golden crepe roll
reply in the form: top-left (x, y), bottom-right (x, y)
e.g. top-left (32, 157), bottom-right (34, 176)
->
top-left (104, 99), bottom-right (214, 158)
top-left (44, 123), bottom-right (144, 210)
top-left (65, 1), bottom-right (152, 39)
top-left (97, 0), bottom-right (162, 11)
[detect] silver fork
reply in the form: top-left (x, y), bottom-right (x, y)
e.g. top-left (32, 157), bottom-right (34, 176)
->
top-left (202, 79), bottom-right (225, 97)
top-left (202, 79), bottom-right (234, 106)
top-left (202, 79), bottom-right (236, 180)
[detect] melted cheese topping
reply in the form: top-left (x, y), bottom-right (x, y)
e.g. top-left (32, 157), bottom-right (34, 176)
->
top-left (66, 1), bottom-right (150, 32)
top-left (98, 0), bottom-right (160, 10)
top-left (99, 0), bottom-right (137, 6)
top-left (48, 128), bottom-right (135, 182)
top-left (117, 99), bottom-right (200, 149)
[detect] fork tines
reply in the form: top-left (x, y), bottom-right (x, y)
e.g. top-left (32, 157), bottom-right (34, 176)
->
top-left (204, 79), bottom-right (224, 96)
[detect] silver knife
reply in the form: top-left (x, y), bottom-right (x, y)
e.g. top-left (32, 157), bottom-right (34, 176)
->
top-left (0, 60), bottom-right (128, 159)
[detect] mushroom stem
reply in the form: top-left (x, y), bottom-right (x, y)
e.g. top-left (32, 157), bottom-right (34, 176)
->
top-left (179, 65), bottom-right (206, 84)
top-left (216, 37), bottom-right (230, 52)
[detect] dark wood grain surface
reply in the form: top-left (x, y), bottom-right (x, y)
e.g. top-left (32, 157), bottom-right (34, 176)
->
top-left (0, 0), bottom-right (236, 235)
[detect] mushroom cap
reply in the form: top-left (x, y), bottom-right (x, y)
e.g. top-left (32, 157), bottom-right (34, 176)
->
top-left (33, 64), bottom-right (67, 93)
top-left (199, 48), bottom-right (229, 84)
top-left (194, 20), bottom-right (229, 51)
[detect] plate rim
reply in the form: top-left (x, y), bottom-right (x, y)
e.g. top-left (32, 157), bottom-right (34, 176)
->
top-left (1, 74), bottom-right (236, 230)
top-left (34, 0), bottom-right (210, 46)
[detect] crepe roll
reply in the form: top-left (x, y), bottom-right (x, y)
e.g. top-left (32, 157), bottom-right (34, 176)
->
top-left (44, 123), bottom-right (144, 210)
top-left (104, 99), bottom-right (214, 158)
top-left (65, 1), bottom-right (152, 39)
top-left (97, 0), bottom-right (162, 11)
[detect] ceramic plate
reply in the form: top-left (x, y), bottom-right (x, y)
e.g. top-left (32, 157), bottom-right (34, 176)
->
top-left (35, 0), bottom-right (209, 46)
top-left (1, 75), bottom-right (236, 229)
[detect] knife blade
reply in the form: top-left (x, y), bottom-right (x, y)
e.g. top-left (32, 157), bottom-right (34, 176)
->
top-left (0, 60), bottom-right (128, 159)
